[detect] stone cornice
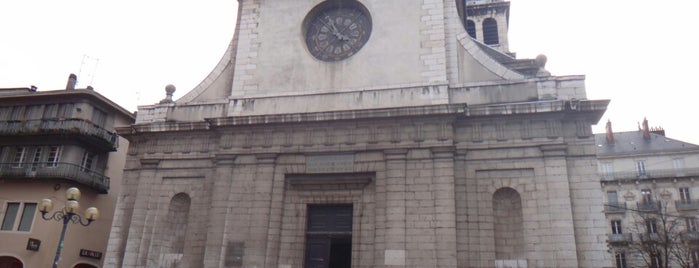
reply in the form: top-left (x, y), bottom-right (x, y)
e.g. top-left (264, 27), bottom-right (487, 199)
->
top-left (118, 100), bottom-right (608, 135)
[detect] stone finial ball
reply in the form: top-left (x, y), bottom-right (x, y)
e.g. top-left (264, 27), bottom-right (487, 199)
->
top-left (165, 84), bottom-right (176, 94)
top-left (535, 54), bottom-right (547, 67)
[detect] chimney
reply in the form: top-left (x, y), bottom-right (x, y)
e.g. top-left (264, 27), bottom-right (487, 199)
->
top-left (642, 117), bottom-right (651, 140)
top-left (650, 126), bottom-right (666, 137)
top-left (605, 119), bottom-right (614, 144)
top-left (66, 73), bottom-right (77, 90)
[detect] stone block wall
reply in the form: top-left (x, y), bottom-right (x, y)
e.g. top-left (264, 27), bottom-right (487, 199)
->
top-left (106, 105), bottom-right (610, 267)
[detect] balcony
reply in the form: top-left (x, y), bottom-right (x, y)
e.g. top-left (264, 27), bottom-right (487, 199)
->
top-left (640, 233), bottom-right (662, 243)
top-left (682, 231), bottom-right (699, 243)
top-left (602, 168), bottom-right (699, 181)
top-left (0, 119), bottom-right (118, 151)
top-left (637, 201), bottom-right (661, 212)
top-left (676, 200), bottom-right (699, 211)
top-left (0, 162), bottom-right (109, 193)
top-left (607, 233), bottom-right (633, 245)
top-left (604, 202), bottom-right (628, 214)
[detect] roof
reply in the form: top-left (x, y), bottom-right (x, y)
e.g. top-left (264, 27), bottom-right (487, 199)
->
top-left (595, 131), bottom-right (699, 157)
top-left (0, 88), bottom-right (135, 120)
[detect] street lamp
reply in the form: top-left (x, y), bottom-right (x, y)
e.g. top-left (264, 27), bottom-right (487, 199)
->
top-left (39, 187), bottom-right (99, 268)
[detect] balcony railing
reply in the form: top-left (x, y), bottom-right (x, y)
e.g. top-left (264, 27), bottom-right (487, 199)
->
top-left (676, 200), bottom-right (699, 211)
top-left (0, 119), bottom-right (118, 151)
top-left (608, 233), bottom-right (633, 245)
top-left (604, 202), bottom-right (628, 213)
top-left (682, 231), bottom-right (699, 242)
top-left (640, 233), bottom-right (662, 243)
top-left (637, 201), bottom-right (661, 212)
top-left (0, 162), bottom-right (109, 193)
top-left (602, 168), bottom-right (699, 181)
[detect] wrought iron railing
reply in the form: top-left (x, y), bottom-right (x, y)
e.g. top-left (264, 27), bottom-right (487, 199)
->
top-left (607, 233), bottom-right (633, 244)
top-left (604, 202), bottom-right (628, 213)
top-left (682, 231), bottom-right (699, 242)
top-left (0, 162), bottom-right (109, 193)
top-left (0, 119), bottom-right (118, 150)
top-left (640, 233), bottom-right (662, 243)
top-left (637, 201), bottom-right (661, 212)
top-left (602, 168), bottom-right (699, 181)
top-left (676, 200), bottom-right (699, 211)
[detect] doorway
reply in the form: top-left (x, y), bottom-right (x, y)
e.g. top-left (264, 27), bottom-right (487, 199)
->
top-left (304, 204), bottom-right (352, 268)
top-left (0, 256), bottom-right (22, 268)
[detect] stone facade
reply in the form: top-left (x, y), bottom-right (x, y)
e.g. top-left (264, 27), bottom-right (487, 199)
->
top-left (106, 0), bottom-right (612, 267)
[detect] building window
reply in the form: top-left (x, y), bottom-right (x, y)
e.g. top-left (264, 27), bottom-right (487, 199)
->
top-left (646, 219), bottom-right (658, 234)
top-left (31, 147), bottom-right (43, 166)
top-left (602, 162), bottom-right (613, 179)
top-left (1, 202), bottom-right (37, 232)
top-left (482, 18), bottom-right (499, 45)
top-left (11, 147), bottom-right (27, 167)
top-left (681, 187), bottom-right (692, 203)
top-left (611, 220), bottom-right (623, 234)
top-left (688, 217), bottom-right (698, 232)
top-left (607, 191), bottom-right (618, 204)
top-left (674, 158), bottom-right (685, 176)
top-left (43, 104), bottom-right (58, 118)
top-left (642, 189), bottom-right (653, 204)
top-left (691, 250), bottom-right (699, 268)
top-left (615, 252), bottom-right (627, 268)
top-left (651, 253), bottom-right (662, 268)
top-left (91, 108), bottom-right (108, 127)
top-left (46, 146), bottom-right (61, 167)
top-left (81, 151), bottom-right (98, 172)
top-left (637, 160), bottom-right (647, 177)
top-left (466, 20), bottom-right (476, 39)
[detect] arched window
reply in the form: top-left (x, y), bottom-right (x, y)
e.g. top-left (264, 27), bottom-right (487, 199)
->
top-left (0, 256), bottom-right (23, 268)
top-left (492, 187), bottom-right (524, 260)
top-left (483, 18), bottom-right (499, 45)
top-left (466, 20), bottom-right (477, 39)
top-left (164, 193), bottom-right (191, 254)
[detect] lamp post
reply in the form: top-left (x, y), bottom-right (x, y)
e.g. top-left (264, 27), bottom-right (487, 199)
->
top-left (39, 187), bottom-right (99, 268)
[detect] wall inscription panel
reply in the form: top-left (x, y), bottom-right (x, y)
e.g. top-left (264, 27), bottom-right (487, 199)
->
top-left (306, 154), bottom-right (355, 173)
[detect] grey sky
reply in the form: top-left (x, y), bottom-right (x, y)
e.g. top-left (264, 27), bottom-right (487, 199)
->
top-left (2, 0), bottom-right (697, 144)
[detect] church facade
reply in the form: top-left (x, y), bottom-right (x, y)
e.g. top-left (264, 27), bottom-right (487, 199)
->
top-left (105, 0), bottom-right (612, 267)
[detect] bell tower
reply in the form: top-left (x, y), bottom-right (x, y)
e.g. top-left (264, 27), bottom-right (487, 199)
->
top-left (463, 0), bottom-right (511, 54)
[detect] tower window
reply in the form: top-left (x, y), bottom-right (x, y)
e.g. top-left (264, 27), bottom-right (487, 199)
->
top-left (466, 20), bottom-right (476, 39)
top-left (483, 18), bottom-right (499, 45)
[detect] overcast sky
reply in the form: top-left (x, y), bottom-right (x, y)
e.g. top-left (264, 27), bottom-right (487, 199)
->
top-left (2, 0), bottom-right (698, 145)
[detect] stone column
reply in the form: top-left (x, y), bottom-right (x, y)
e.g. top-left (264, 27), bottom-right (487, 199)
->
top-left (203, 154), bottom-right (236, 267)
top-left (121, 159), bottom-right (160, 268)
top-left (104, 158), bottom-right (144, 268)
top-left (382, 149), bottom-right (408, 266)
top-left (246, 154), bottom-right (277, 266)
top-left (432, 147), bottom-right (458, 268)
top-left (538, 144), bottom-right (579, 267)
